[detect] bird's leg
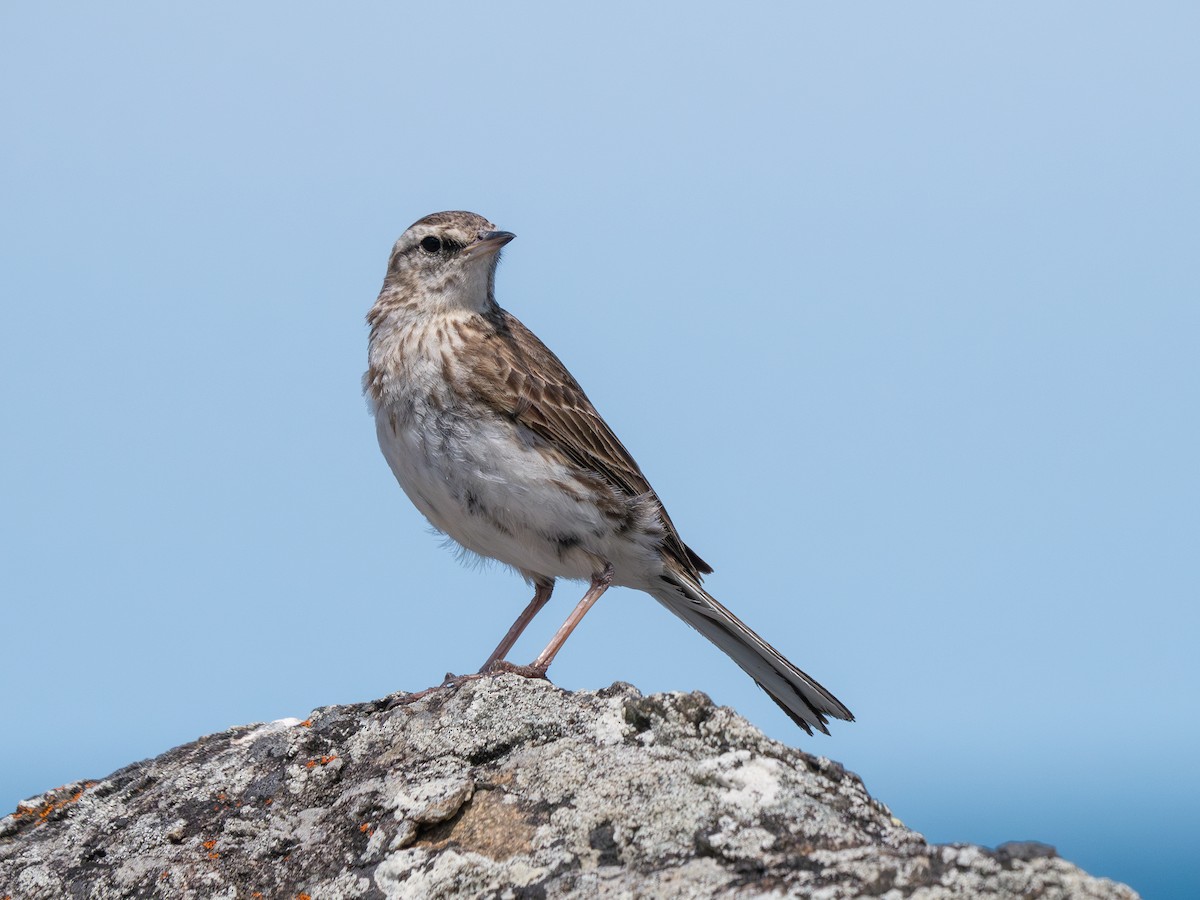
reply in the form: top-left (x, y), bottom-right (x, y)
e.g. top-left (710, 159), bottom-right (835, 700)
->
top-left (478, 578), bottom-right (555, 673)
top-left (527, 563), bottom-right (614, 674)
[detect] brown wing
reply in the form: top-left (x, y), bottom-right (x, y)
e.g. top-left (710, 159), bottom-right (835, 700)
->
top-left (465, 308), bottom-right (712, 580)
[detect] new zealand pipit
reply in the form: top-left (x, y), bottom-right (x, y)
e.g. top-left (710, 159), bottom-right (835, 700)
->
top-left (365, 211), bottom-right (853, 734)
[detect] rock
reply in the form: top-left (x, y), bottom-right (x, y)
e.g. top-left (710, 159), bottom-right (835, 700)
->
top-left (0, 676), bottom-right (1138, 899)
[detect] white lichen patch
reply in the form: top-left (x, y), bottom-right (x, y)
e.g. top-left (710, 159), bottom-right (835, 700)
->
top-left (705, 820), bottom-right (777, 857)
top-left (231, 717), bottom-right (303, 746)
top-left (724, 755), bottom-right (783, 812)
top-left (591, 698), bottom-right (631, 746)
top-left (390, 774), bottom-right (474, 825)
top-left (694, 749), bottom-right (784, 814)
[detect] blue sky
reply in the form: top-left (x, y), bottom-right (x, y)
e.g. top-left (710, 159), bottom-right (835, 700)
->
top-left (2, 4), bottom-right (1196, 897)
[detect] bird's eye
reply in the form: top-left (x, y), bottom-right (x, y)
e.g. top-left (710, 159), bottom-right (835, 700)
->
top-left (420, 236), bottom-right (443, 254)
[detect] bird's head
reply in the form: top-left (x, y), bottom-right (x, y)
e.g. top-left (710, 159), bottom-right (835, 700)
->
top-left (379, 210), bottom-right (515, 316)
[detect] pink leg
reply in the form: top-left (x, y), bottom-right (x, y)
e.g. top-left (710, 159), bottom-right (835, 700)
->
top-left (530, 564), bottom-right (614, 672)
top-left (478, 579), bottom-right (554, 673)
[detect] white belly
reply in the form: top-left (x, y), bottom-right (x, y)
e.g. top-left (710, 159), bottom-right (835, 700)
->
top-left (375, 401), bottom-right (661, 586)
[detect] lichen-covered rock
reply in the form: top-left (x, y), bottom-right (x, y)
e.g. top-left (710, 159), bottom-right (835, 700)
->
top-left (0, 676), bottom-right (1138, 899)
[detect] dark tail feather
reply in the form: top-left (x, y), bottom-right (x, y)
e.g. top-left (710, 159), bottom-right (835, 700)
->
top-left (650, 572), bottom-right (853, 734)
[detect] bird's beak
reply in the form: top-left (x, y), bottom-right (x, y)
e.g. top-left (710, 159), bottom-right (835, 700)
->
top-left (464, 230), bottom-right (516, 258)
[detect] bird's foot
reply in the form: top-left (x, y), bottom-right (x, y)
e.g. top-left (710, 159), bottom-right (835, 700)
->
top-left (478, 659), bottom-right (550, 680)
top-left (440, 670), bottom-right (489, 687)
top-left (386, 664), bottom-right (551, 710)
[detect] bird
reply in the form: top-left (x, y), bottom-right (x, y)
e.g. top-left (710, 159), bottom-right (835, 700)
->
top-left (364, 210), bottom-right (853, 734)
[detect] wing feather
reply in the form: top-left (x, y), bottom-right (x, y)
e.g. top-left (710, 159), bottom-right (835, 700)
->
top-left (465, 309), bottom-right (712, 579)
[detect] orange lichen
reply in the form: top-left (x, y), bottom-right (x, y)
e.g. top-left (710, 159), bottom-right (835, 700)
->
top-left (25, 783), bottom-right (95, 825)
top-left (359, 822), bottom-right (370, 833)
top-left (300, 719), bottom-right (313, 727)
top-left (202, 840), bottom-right (217, 851)
top-left (321, 755), bottom-right (338, 764)
top-left (208, 852), bottom-right (220, 860)
top-left (297, 893), bottom-right (312, 900)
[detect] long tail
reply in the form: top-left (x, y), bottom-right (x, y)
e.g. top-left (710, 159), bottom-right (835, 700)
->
top-left (650, 571), bottom-right (853, 734)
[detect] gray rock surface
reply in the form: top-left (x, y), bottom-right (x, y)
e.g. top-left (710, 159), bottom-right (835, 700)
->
top-left (1, 676), bottom-right (1138, 899)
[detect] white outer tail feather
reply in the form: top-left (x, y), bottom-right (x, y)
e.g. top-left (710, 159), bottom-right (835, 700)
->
top-left (650, 573), bottom-right (853, 734)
